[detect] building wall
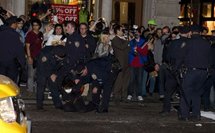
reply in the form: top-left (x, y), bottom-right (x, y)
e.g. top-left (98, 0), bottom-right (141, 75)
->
top-left (0, 0), bottom-right (180, 28)
top-left (143, 0), bottom-right (180, 28)
top-left (0, 0), bottom-right (25, 16)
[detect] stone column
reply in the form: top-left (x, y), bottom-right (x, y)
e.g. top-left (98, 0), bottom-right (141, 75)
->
top-left (13, 0), bottom-right (26, 16)
top-left (0, 0), bottom-right (25, 16)
top-left (101, 0), bottom-right (113, 24)
top-left (142, 0), bottom-right (155, 27)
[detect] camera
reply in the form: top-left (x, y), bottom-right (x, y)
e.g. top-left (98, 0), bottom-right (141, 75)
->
top-left (133, 25), bottom-right (138, 30)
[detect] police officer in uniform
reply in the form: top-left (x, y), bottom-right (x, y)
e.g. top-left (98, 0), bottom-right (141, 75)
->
top-left (64, 21), bottom-right (87, 67)
top-left (179, 25), bottom-right (211, 121)
top-left (74, 57), bottom-right (112, 113)
top-left (79, 22), bottom-right (97, 59)
top-left (159, 26), bottom-right (190, 116)
top-left (36, 46), bottom-right (66, 110)
top-left (0, 16), bottom-right (25, 82)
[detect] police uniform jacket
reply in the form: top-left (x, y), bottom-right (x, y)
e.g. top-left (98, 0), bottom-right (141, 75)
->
top-left (166, 36), bottom-right (188, 70)
top-left (82, 34), bottom-right (97, 59)
top-left (36, 46), bottom-right (68, 78)
top-left (184, 34), bottom-right (210, 69)
top-left (0, 27), bottom-right (25, 68)
top-left (65, 31), bottom-right (87, 67)
top-left (79, 57), bottom-right (112, 86)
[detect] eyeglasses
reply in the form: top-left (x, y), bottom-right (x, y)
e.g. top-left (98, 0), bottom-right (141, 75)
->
top-left (33, 24), bottom-right (39, 26)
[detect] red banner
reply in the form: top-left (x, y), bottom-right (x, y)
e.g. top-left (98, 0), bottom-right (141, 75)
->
top-left (51, 4), bottom-right (79, 23)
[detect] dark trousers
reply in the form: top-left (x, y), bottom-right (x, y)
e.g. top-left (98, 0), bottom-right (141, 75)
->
top-left (202, 71), bottom-right (215, 110)
top-left (113, 66), bottom-right (130, 101)
top-left (36, 76), bottom-right (47, 107)
top-left (92, 74), bottom-right (113, 110)
top-left (128, 67), bottom-right (143, 96)
top-left (0, 61), bottom-right (18, 83)
top-left (101, 73), bottom-right (114, 109)
top-left (36, 74), bottom-right (63, 108)
top-left (162, 70), bottom-right (178, 112)
top-left (158, 64), bottom-right (167, 96)
top-left (180, 70), bottom-right (208, 118)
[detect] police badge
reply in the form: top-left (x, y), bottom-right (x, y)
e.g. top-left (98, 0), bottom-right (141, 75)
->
top-left (181, 42), bottom-right (186, 48)
top-left (41, 56), bottom-right (47, 62)
top-left (75, 41), bottom-right (80, 48)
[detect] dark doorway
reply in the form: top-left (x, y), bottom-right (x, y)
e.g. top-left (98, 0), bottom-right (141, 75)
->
top-left (128, 2), bottom-right (135, 26)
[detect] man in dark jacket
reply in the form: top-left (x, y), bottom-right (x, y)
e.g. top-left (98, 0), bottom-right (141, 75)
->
top-left (0, 16), bottom-right (25, 82)
top-left (36, 46), bottom-right (67, 110)
top-left (112, 24), bottom-right (130, 103)
top-left (79, 22), bottom-right (96, 59)
top-left (179, 25), bottom-right (211, 121)
top-left (159, 26), bottom-right (190, 116)
top-left (65, 21), bottom-right (87, 67)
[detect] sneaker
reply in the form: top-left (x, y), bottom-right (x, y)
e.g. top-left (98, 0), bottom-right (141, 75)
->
top-left (137, 96), bottom-right (144, 101)
top-left (127, 95), bottom-right (132, 101)
top-left (159, 95), bottom-right (165, 99)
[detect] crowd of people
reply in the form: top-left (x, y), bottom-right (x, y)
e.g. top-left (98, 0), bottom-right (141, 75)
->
top-left (0, 6), bottom-right (215, 121)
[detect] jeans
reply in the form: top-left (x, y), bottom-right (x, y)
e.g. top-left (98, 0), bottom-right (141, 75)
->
top-left (27, 64), bottom-right (36, 92)
top-left (128, 67), bottom-right (143, 97)
top-left (141, 70), bottom-right (148, 96)
top-left (148, 74), bottom-right (156, 94)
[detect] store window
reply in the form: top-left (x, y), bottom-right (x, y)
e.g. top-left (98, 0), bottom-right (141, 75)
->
top-left (202, 3), bottom-right (212, 18)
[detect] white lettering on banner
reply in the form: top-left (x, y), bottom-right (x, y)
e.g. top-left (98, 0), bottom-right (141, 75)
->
top-left (65, 16), bottom-right (78, 21)
top-left (51, 4), bottom-right (79, 23)
top-left (64, 8), bottom-right (77, 14)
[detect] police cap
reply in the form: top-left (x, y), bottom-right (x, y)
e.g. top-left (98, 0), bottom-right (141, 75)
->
top-left (190, 25), bottom-right (202, 33)
top-left (178, 26), bottom-right (190, 34)
top-left (5, 16), bottom-right (17, 26)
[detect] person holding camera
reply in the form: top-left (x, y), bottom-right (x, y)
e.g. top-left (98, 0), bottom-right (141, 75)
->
top-left (112, 24), bottom-right (130, 103)
top-left (127, 28), bottom-right (149, 102)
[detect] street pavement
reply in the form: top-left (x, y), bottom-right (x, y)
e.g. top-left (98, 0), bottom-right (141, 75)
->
top-left (22, 91), bottom-right (215, 133)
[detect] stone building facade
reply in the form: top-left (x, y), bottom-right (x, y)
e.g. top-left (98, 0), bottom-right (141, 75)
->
top-left (0, 0), bottom-right (180, 27)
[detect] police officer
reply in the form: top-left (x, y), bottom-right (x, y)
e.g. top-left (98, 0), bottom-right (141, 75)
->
top-left (64, 21), bottom-right (87, 67)
top-left (0, 16), bottom-right (25, 82)
top-left (201, 30), bottom-right (215, 111)
top-left (36, 46), bottom-right (66, 110)
top-left (74, 57), bottom-right (112, 113)
top-left (179, 25), bottom-right (211, 121)
top-left (159, 26), bottom-right (190, 116)
top-left (79, 22), bottom-right (97, 59)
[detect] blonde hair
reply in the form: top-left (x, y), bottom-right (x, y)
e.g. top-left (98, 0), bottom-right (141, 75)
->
top-left (100, 33), bottom-right (109, 44)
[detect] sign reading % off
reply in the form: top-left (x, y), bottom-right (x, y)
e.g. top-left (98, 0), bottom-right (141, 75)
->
top-left (51, 4), bottom-right (79, 24)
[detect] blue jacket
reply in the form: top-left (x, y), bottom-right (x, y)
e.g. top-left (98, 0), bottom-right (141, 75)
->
top-left (128, 38), bottom-right (148, 67)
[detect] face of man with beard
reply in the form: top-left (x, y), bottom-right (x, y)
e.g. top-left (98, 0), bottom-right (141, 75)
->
top-left (149, 24), bottom-right (156, 31)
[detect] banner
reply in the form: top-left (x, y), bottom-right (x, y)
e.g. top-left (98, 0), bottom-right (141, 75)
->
top-left (51, 4), bottom-right (79, 23)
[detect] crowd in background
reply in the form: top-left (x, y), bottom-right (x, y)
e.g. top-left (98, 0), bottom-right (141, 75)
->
top-left (0, 6), bottom-right (215, 120)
